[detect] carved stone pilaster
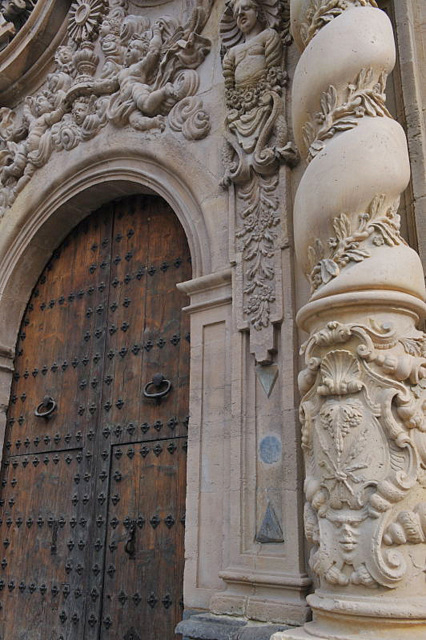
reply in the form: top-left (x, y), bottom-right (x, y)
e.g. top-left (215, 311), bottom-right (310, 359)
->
top-left (273, 1), bottom-right (426, 639)
top-left (220, 0), bottom-right (298, 364)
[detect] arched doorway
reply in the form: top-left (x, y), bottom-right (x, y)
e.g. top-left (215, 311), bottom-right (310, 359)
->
top-left (0, 195), bottom-right (191, 639)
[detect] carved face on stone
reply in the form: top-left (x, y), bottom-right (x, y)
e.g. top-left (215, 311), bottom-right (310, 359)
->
top-left (34, 92), bottom-right (53, 117)
top-left (124, 36), bottom-right (149, 67)
top-left (328, 510), bottom-right (366, 561)
top-left (72, 99), bottom-right (90, 126)
top-left (55, 45), bottom-right (73, 67)
top-left (232, 0), bottom-right (260, 35)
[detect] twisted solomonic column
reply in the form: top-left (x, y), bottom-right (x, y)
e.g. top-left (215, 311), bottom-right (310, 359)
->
top-left (273, 2), bottom-right (426, 639)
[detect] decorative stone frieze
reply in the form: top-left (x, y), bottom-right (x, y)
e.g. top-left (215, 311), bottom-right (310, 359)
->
top-left (0, 0), bottom-right (213, 218)
top-left (273, 1), bottom-right (426, 639)
top-left (220, 0), bottom-right (297, 363)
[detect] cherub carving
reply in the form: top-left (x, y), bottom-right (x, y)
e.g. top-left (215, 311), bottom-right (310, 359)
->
top-left (1, 91), bottom-right (67, 190)
top-left (0, 0), bottom-right (213, 217)
top-left (105, 25), bottom-right (178, 131)
top-left (220, 0), bottom-right (296, 184)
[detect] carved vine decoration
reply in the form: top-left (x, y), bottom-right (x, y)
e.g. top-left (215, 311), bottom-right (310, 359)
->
top-left (299, 0), bottom-right (378, 46)
top-left (307, 194), bottom-right (406, 292)
top-left (303, 67), bottom-right (391, 163)
top-left (300, 320), bottom-right (426, 588)
top-left (0, 0), bottom-right (213, 218)
top-left (220, 0), bottom-right (297, 361)
top-left (0, 0), bottom-right (37, 51)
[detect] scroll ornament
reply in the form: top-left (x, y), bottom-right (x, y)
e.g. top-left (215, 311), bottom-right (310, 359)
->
top-left (220, 0), bottom-right (298, 361)
top-left (0, 0), bottom-right (213, 218)
top-left (300, 320), bottom-right (426, 588)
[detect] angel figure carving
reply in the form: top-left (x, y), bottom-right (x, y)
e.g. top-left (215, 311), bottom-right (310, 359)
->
top-left (221, 0), bottom-right (296, 184)
top-left (66, 8), bottom-right (211, 133)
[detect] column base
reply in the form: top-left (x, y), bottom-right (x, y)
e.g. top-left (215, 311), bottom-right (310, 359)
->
top-left (271, 615), bottom-right (426, 640)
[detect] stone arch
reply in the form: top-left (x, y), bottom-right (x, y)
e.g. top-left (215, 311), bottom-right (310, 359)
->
top-left (0, 143), bottom-right (216, 447)
top-left (0, 145), bottom-right (213, 355)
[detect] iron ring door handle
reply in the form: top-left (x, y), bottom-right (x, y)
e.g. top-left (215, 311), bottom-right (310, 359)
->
top-left (143, 374), bottom-right (172, 401)
top-left (35, 396), bottom-right (57, 419)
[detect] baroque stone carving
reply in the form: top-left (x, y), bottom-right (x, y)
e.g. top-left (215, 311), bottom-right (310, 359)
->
top-left (300, 321), bottom-right (426, 588)
top-left (303, 67), bottom-right (390, 163)
top-left (299, 0), bottom-right (378, 46)
top-left (273, 1), bottom-right (426, 638)
top-left (307, 194), bottom-right (405, 292)
top-left (220, 0), bottom-right (297, 362)
top-left (0, 0), bottom-right (213, 217)
top-left (168, 96), bottom-right (211, 140)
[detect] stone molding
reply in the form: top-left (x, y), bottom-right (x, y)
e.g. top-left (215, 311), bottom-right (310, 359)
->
top-left (0, 0), bottom-right (72, 102)
top-left (178, 269), bottom-right (233, 314)
top-left (273, 1), bottom-right (426, 639)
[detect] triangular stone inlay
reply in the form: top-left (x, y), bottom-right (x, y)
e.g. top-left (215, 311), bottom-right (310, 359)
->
top-left (256, 501), bottom-right (284, 543)
top-left (256, 364), bottom-right (278, 398)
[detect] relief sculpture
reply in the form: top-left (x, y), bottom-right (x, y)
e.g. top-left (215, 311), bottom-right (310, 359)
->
top-left (0, 0), bottom-right (213, 217)
top-left (220, 0), bottom-right (297, 363)
top-left (300, 320), bottom-right (426, 589)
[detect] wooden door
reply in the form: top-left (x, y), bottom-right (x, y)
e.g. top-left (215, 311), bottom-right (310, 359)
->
top-left (0, 195), bottom-right (190, 640)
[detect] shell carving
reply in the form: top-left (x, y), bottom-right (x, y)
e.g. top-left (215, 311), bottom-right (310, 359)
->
top-left (318, 350), bottom-right (363, 396)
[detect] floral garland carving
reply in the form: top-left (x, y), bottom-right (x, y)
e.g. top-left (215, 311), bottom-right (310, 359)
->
top-left (303, 67), bottom-right (390, 162)
top-left (299, 0), bottom-right (378, 46)
top-left (307, 194), bottom-right (406, 292)
top-left (0, 0), bottom-right (213, 218)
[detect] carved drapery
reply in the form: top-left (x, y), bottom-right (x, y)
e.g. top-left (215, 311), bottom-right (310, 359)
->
top-left (0, 0), bottom-right (213, 218)
top-left (273, 1), bottom-right (426, 639)
top-left (220, 0), bottom-right (297, 364)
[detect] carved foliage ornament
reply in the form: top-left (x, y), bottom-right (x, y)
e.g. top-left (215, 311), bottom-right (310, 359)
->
top-left (220, 0), bottom-right (297, 361)
top-left (300, 320), bottom-right (426, 589)
top-left (303, 67), bottom-right (390, 163)
top-left (307, 194), bottom-right (406, 292)
top-left (0, 0), bottom-right (213, 217)
top-left (299, 0), bottom-right (378, 46)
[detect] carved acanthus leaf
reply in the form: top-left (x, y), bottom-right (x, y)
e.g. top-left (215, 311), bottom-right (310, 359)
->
top-left (307, 194), bottom-right (406, 292)
top-left (303, 68), bottom-right (390, 162)
top-left (383, 504), bottom-right (426, 546)
top-left (168, 96), bottom-right (210, 140)
top-left (300, 0), bottom-right (378, 47)
top-left (236, 174), bottom-right (279, 330)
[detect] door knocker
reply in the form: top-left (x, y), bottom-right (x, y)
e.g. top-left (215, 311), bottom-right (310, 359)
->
top-left (35, 396), bottom-right (57, 420)
top-left (143, 374), bottom-right (172, 404)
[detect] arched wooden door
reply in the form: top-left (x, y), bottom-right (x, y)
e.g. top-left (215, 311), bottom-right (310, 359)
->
top-left (0, 195), bottom-right (191, 639)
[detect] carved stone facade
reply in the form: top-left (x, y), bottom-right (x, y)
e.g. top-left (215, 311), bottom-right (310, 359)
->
top-left (0, 0), bottom-right (424, 638)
